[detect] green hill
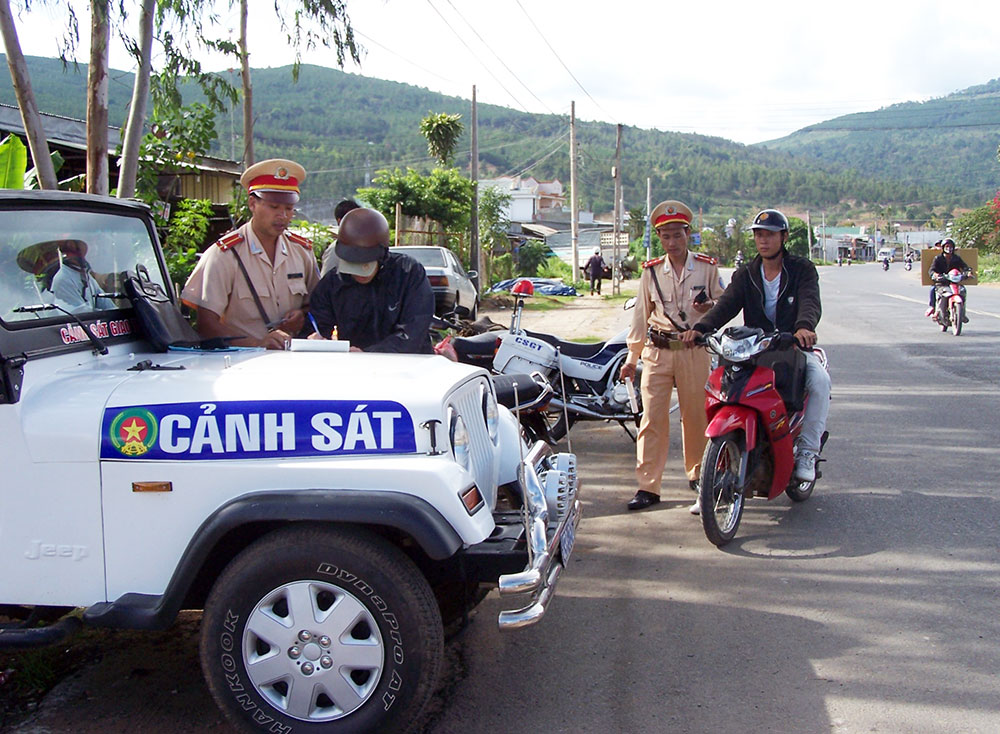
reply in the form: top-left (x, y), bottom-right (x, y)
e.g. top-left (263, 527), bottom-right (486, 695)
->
top-left (757, 80), bottom-right (1000, 202)
top-left (0, 54), bottom-right (984, 224)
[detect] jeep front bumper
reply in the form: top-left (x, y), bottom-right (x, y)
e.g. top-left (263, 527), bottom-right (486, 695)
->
top-left (496, 440), bottom-right (580, 630)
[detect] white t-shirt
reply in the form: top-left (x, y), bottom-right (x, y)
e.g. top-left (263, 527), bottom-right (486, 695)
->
top-left (762, 268), bottom-right (781, 325)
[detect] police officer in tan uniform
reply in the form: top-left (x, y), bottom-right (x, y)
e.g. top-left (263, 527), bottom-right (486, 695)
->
top-left (620, 200), bottom-right (726, 512)
top-left (182, 159), bottom-right (320, 349)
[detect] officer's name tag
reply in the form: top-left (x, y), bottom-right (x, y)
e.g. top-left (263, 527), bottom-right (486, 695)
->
top-left (287, 272), bottom-right (304, 279)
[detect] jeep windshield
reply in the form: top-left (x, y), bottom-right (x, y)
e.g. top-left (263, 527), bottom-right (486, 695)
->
top-left (0, 207), bottom-right (166, 324)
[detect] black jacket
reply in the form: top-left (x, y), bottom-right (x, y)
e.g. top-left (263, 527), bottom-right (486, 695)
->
top-left (692, 250), bottom-right (822, 335)
top-left (310, 251), bottom-right (434, 353)
top-left (929, 252), bottom-right (970, 279)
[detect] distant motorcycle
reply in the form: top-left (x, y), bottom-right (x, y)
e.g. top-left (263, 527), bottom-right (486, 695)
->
top-left (904, 258), bottom-right (913, 271)
top-left (881, 258), bottom-right (890, 271)
top-left (931, 268), bottom-right (969, 336)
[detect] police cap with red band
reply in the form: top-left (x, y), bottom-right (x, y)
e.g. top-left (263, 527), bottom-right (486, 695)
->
top-left (240, 158), bottom-right (306, 204)
top-left (649, 200), bottom-right (693, 230)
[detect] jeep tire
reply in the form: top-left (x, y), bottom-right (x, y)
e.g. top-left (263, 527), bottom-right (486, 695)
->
top-left (199, 525), bottom-right (444, 734)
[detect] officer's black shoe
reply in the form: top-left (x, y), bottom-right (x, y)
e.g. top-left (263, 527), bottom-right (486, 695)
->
top-left (627, 490), bottom-right (660, 511)
top-left (689, 479), bottom-right (700, 493)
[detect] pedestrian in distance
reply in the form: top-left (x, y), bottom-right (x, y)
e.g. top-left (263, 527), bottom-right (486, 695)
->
top-left (620, 200), bottom-right (726, 513)
top-left (583, 247), bottom-right (607, 295)
top-left (181, 158), bottom-right (320, 350)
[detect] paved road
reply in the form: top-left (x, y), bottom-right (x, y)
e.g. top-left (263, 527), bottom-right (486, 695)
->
top-left (427, 264), bottom-right (1000, 734)
top-left (12, 265), bottom-right (1000, 733)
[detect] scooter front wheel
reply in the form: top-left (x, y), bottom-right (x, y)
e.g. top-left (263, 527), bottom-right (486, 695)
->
top-left (699, 432), bottom-right (746, 547)
top-left (950, 301), bottom-right (962, 336)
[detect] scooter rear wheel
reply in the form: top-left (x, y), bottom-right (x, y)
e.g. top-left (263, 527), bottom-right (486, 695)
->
top-left (699, 432), bottom-right (746, 547)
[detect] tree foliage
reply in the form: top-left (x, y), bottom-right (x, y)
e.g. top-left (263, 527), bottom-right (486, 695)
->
top-left (358, 167), bottom-right (473, 232)
top-left (786, 216), bottom-right (809, 257)
top-left (419, 112), bottom-right (463, 167)
top-left (952, 195), bottom-right (1000, 254)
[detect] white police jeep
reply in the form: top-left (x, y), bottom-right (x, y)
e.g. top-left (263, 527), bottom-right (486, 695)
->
top-left (0, 191), bottom-right (580, 734)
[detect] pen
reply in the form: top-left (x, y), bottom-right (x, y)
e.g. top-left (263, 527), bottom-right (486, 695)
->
top-left (307, 312), bottom-right (321, 335)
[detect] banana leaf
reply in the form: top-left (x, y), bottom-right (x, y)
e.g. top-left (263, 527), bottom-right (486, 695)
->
top-left (0, 135), bottom-right (27, 189)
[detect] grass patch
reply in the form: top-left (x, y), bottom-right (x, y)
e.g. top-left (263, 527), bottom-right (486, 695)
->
top-left (522, 295), bottom-right (575, 311)
top-left (977, 253), bottom-right (1000, 283)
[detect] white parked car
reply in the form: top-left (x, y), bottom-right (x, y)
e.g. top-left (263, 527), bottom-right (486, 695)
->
top-left (0, 191), bottom-right (579, 734)
top-left (394, 245), bottom-right (479, 318)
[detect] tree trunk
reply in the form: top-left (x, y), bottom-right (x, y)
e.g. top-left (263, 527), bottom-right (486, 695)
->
top-left (87, 0), bottom-right (110, 195)
top-left (0, 0), bottom-right (58, 189)
top-left (117, 0), bottom-right (155, 199)
top-left (239, 0), bottom-right (254, 166)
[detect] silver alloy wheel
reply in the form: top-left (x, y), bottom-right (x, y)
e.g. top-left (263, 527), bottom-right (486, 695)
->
top-left (243, 580), bottom-right (384, 722)
top-left (710, 439), bottom-right (743, 534)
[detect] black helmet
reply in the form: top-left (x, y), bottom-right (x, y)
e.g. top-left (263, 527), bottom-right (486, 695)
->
top-left (750, 209), bottom-right (789, 232)
top-left (941, 237), bottom-right (955, 250)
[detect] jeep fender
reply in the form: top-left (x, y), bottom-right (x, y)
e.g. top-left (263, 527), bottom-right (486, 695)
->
top-left (83, 489), bottom-right (462, 630)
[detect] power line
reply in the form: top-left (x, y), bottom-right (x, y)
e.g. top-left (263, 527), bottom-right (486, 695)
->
top-left (352, 29), bottom-right (459, 87)
top-left (514, 0), bottom-right (617, 124)
top-left (423, 0), bottom-right (529, 113)
top-left (441, 0), bottom-right (557, 116)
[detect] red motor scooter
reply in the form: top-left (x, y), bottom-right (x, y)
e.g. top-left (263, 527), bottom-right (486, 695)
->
top-left (697, 326), bottom-right (829, 547)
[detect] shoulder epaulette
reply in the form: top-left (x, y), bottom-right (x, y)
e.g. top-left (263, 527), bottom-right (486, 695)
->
top-left (694, 252), bottom-right (718, 265)
top-left (286, 231), bottom-right (314, 250)
top-left (215, 230), bottom-right (244, 251)
top-left (642, 256), bottom-right (665, 269)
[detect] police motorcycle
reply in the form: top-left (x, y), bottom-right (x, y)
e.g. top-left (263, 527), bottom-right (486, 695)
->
top-left (931, 268), bottom-right (970, 336)
top-left (447, 280), bottom-right (646, 443)
top-left (431, 309), bottom-right (558, 445)
top-left (695, 326), bottom-right (829, 547)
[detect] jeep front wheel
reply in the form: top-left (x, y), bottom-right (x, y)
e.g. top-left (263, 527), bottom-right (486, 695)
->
top-left (199, 525), bottom-right (444, 734)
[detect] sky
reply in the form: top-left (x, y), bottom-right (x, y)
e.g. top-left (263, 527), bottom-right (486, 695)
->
top-left (8, 0), bottom-right (1000, 145)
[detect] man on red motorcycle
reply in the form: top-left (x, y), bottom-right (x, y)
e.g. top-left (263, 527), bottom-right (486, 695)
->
top-left (680, 208), bottom-right (831, 485)
top-left (926, 238), bottom-right (971, 321)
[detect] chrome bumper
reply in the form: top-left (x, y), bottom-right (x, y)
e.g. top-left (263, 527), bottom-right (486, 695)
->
top-left (497, 440), bottom-right (580, 630)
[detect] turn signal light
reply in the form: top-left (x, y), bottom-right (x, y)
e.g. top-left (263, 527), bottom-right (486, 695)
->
top-left (460, 485), bottom-right (484, 514)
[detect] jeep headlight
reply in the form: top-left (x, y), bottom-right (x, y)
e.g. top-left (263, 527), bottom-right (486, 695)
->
top-left (448, 407), bottom-right (471, 470)
top-left (481, 384), bottom-right (499, 443)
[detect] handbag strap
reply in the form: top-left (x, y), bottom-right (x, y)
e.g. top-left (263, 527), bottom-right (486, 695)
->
top-left (229, 247), bottom-right (274, 328)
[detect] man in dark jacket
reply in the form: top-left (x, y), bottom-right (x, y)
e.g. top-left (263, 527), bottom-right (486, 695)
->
top-left (308, 208), bottom-right (434, 353)
top-left (583, 247), bottom-right (607, 295)
top-left (681, 209), bottom-right (830, 482)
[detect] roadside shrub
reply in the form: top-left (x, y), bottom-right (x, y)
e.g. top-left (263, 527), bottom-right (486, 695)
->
top-left (163, 198), bottom-right (213, 288)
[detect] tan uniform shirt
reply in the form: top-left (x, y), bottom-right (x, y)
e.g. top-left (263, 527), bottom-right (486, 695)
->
top-left (626, 250), bottom-right (726, 365)
top-left (181, 221), bottom-right (320, 340)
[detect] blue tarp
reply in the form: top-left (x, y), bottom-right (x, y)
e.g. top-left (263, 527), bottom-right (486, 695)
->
top-left (488, 278), bottom-right (578, 296)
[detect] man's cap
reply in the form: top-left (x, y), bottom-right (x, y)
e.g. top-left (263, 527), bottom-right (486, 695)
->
top-left (240, 158), bottom-right (306, 204)
top-left (594, 247), bottom-right (601, 254)
top-left (650, 200), bottom-right (693, 229)
top-left (335, 208), bottom-right (390, 278)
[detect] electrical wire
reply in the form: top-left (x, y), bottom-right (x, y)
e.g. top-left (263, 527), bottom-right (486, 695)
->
top-left (423, 0), bottom-right (529, 113)
top-left (513, 0), bottom-right (617, 124)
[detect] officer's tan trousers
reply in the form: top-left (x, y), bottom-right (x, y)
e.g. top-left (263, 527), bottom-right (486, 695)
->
top-left (635, 344), bottom-right (711, 496)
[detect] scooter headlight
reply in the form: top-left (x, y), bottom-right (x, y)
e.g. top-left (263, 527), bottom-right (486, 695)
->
top-left (448, 408), bottom-right (471, 470)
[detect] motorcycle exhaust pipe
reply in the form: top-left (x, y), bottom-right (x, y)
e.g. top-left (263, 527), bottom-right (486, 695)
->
top-left (548, 397), bottom-right (635, 422)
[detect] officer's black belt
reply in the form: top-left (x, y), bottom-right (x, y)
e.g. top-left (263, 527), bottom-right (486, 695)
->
top-left (647, 328), bottom-right (684, 350)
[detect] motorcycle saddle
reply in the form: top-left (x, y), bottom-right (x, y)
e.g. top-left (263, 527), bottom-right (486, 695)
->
top-left (492, 373), bottom-right (548, 410)
top-left (452, 331), bottom-right (502, 359)
top-left (526, 330), bottom-right (610, 360)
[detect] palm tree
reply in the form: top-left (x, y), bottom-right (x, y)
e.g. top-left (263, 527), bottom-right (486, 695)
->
top-left (420, 112), bottom-right (464, 167)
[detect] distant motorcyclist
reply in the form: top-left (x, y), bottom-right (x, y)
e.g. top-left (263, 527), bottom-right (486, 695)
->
top-left (926, 238), bottom-right (971, 320)
top-left (734, 250), bottom-right (745, 268)
top-left (904, 251), bottom-right (913, 271)
top-left (881, 256), bottom-right (890, 271)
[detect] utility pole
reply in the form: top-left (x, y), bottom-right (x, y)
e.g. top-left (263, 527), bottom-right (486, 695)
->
top-left (806, 210), bottom-right (813, 260)
top-left (570, 101), bottom-right (579, 282)
top-left (642, 176), bottom-right (651, 260)
top-left (822, 211), bottom-right (827, 260)
top-left (469, 85), bottom-right (480, 290)
top-left (612, 123), bottom-right (622, 295)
